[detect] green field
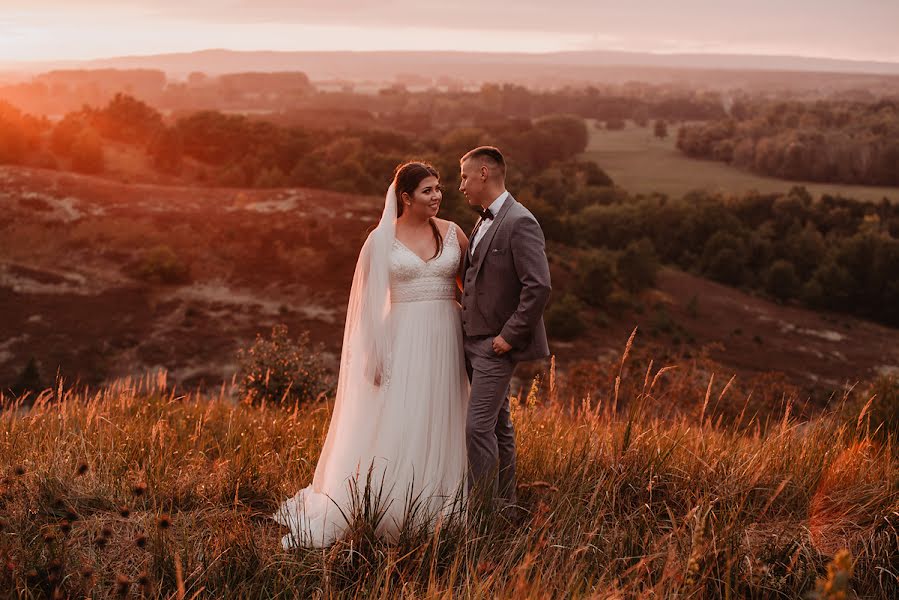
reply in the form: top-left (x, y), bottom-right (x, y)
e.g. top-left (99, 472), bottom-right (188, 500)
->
top-left (582, 121), bottom-right (899, 203)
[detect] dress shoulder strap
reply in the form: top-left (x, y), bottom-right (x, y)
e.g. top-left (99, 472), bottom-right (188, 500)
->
top-left (444, 222), bottom-right (459, 247)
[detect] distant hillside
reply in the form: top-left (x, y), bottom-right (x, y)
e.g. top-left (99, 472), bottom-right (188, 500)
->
top-left (50, 49), bottom-right (899, 76)
top-left (5, 49), bottom-right (899, 91)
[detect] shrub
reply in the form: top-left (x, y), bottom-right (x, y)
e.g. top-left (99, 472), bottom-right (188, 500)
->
top-left (544, 294), bottom-right (585, 340)
top-left (650, 306), bottom-right (676, 335)
top-left (617, 238), bottom-right (659, 292)
top-left (134, 245), bottom-right (190, 284)
top-left (574, 249), bottom-right (617, 307)
top-left (9, 357), bottom-right (43, 399)
top-left (237, 325), bottom-right (332, 406)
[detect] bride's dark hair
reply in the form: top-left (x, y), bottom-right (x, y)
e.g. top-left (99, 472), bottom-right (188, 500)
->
top-left (394, 161), bottom-right (443, 260)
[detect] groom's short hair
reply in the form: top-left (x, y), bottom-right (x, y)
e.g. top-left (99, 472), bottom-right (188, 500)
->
top-left (461, 146), bottom-right (506, 177)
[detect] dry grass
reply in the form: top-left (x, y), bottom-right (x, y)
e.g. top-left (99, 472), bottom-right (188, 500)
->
top-left (1, 357), bottom-right (897, 598)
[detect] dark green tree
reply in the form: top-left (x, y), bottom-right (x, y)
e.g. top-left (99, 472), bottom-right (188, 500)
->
top-left (544, 294), bottom-right (585, 341)
top-left (574, 249), bottom-right (617, 307)
top-left (617, 238), bottom-right (659, 292)
top-left (765, 259), bottom-right (800, 301)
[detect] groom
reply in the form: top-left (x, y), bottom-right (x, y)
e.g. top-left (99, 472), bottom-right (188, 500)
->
top-left (459, 146), bottom-right (552, 509)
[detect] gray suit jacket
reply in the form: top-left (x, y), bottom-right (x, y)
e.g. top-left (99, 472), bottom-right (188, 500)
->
top-left (461, 195), bottom-right (552, 362)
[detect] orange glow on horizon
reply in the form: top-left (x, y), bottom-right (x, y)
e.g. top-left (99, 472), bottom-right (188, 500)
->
top-left (0, 13), bottom-right (598, 64)
top-left (1, 3), bottom-right (897, 66)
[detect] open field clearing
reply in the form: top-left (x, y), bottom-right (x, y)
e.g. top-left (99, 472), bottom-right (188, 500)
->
top-left (582, 122), bottom-right (899, 203)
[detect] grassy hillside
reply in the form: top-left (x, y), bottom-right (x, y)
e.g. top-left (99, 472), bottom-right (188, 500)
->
top-left (582, 121), bottom-right (899, 203)
top-left (0, 355), bottom-right (896, 598)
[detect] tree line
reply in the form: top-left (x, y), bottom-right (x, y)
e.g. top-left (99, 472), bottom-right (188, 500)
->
top-left (0, 93), bottom-right (603, 197)
top-left (677, 99), bottom-right (899, 186)
top-left (2, 67), bottom-right (730, 121)
top-left (543, 185), bottom-right (899, 330)
top-left (3, 93), bottom-right (897, 330)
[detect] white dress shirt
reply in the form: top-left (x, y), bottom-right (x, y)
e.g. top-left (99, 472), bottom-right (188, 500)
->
top-left (470, 191), bottom-right (509, 254)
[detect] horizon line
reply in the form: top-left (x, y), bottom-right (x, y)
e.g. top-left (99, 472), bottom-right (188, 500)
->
top-left (3, 46), bottom-right (899, 69)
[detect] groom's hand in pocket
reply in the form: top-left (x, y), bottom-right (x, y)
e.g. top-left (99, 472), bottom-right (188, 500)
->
top-left (492, 335), bottom-right (512, 355)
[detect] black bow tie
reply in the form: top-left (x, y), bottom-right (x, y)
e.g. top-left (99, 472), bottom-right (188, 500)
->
top-left (476, 207), bottom-right (494, 221)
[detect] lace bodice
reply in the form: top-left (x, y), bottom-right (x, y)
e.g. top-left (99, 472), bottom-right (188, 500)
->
top-left (390, 224), bottom-right (460, 303)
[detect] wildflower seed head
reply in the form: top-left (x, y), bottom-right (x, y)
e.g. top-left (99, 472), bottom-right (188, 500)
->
top-left (135, 534), bottom-right (147, 548)
top-left (119, 505), bottom-right (131, 518)
top-left (76, 463), bottom-right (89, 476)
top-left (133, 482), bottom-right (147, 497)
top-left (157, 514), bottom-right (171, 530)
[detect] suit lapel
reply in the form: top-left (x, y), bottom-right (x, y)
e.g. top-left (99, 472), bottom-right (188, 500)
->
top-left (472, 195), bottom-right (515, 272)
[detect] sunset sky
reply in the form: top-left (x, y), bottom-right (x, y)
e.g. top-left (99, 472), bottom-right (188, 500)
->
top-left (1, 1), bottom-right (897, 64)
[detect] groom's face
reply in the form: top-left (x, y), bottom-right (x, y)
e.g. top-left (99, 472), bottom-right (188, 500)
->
top-left (459, 158), bottom-right (487, 206)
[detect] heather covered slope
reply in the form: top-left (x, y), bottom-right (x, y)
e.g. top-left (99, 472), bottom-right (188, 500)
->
top-left (2, 165), bottom-right (897, 395)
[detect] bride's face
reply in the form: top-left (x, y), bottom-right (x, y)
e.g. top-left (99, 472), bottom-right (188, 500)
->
top-left (403, 176), bottom-right (442, 219)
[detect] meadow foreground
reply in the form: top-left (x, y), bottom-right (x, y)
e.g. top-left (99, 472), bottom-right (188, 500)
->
top-left (0, 363), bottom-right (897, 598)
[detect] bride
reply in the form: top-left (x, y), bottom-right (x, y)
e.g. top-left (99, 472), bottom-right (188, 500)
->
top-left (273, 162), bottom-right (471, 548)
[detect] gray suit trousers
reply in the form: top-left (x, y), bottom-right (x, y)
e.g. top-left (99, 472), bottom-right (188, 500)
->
top-left (464, 335), bottom-right (517, 505)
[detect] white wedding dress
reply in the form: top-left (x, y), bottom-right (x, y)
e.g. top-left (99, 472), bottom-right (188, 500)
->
top-left (273, 224), bottom-right (469, 548)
